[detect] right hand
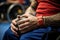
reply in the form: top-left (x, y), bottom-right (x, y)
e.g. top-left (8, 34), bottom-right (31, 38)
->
top-left (10, 17), bottom-right (20, 36)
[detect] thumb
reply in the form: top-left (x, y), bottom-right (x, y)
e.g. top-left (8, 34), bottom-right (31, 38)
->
top-left (17, 15), bottom-right (21, 19)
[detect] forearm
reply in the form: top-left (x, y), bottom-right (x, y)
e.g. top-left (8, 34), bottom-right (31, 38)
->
top-left (30, 0), bottom-right (37, 9)
top-left (25, 0), bottom-right (37, 16)
top-left (26, 0), bottom-right (37, 11)
top-left (25, 6), bottom-right (36, 16)
top-left (43, 13), bottom-right (60, 26)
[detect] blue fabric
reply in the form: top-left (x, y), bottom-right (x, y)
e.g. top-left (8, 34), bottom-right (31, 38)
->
top-left (3, 26), bottom-right (52, 40)
top-left (0, 22), bottom-right (10, 40)
top-left (3, 27), bottom-right (19, 40)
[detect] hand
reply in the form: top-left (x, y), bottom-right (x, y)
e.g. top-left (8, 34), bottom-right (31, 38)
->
top-left (17, 14), bottom-right (40, 33)
top-left (10, 15), bottom-right (21, 36)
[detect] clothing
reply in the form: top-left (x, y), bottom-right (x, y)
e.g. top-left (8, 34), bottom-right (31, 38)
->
top-left (3, 27), bottom-right (51, 40)
top-left (36, 0), bottom-right (60, 25)
top-left (36, 0), bottom-right (60, 16)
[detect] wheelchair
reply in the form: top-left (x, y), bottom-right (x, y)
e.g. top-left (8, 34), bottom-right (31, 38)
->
top-left (0, 2), bottom-right (25, 22)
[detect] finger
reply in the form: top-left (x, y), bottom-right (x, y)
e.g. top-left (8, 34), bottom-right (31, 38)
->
top-left (19, 26), bottom-right (29, 33)
top-left (17, 15), bottom-right (21, 20)
top-left (18, 22), bottom-right (38, 33)
top-left (21, 23), bottom-right (37, 31)
top-left (12, 18), bottom-right (18, 25)
top-left (21, 14), bottom-right (28, 18)
top-left (21, 22), bottom-right (37, 30)
top-left (11, 23), bottom-right (18, 31)
top-left (18, 22), bottom-right (30, 28)
top-left (18, 18), bottom-right (29, 24)
top-left (11, 27), bottom-right (19, 37)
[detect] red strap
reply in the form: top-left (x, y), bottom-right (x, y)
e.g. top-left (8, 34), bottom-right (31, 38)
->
top-left (36, 15), bottom-right (44, 26)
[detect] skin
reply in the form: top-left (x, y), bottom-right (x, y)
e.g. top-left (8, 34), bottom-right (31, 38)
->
top-left (11, 13), bottom-right (41, 36)
top-left (43, 13), bottom-right (60, 26)
top-left (6, 0), bottom-right (24, 4)
top-left (6, 0), bottom-right (19, 4)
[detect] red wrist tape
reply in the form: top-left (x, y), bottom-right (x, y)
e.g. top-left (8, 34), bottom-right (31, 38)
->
top-left (36, 15), bottom-right (44, 26)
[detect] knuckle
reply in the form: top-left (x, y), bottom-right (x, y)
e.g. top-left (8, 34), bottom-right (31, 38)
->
top-left (12, 20), bottom-right (14, 23)
top-left (18, 28), bottom-right (21, 30)
top-left (10, 23), bottom-right (13, 27)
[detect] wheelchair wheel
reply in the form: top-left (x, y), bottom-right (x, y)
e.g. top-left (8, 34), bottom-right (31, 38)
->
top-left (7, 4), bottom-right (25, 22)
top-left (0, 2), bottom-right (12, 20)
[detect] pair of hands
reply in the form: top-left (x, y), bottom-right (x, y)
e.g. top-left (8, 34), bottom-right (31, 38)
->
top-left (10, 13), bottom-right (39, 36)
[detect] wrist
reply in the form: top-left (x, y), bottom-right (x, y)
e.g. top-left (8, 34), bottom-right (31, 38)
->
top-left (36, 16), bottom-right (44, 26)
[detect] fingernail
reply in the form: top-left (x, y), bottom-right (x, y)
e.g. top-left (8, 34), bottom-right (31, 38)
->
top-left (17, 15), bottom-right (20, 18)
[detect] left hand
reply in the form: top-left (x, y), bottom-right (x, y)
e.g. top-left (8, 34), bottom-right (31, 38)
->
top-left (17, 14), bottom-right (38, 33)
